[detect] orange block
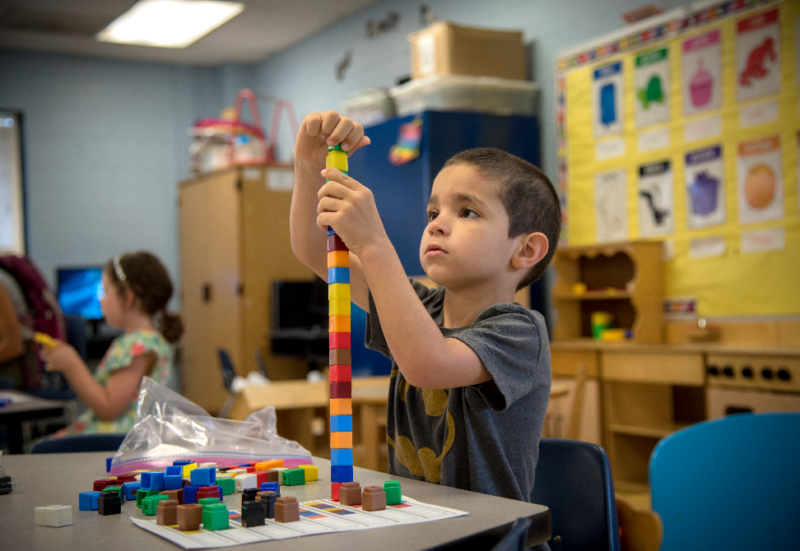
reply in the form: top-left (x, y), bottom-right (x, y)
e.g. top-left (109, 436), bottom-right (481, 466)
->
top-left (327, 250), bottom-right (350, 268)
top-left (330, 432), bottom-right (353, 449)
top-left (255, 459), bottom-right (283, 471)
top-left (329, 316), bottom-right (351, 333)
top-left (330, 398), bottom-right (352, 415)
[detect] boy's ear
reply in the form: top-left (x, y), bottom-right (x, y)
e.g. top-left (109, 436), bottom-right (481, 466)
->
top-left (511, 232), bottom-right (549, 270)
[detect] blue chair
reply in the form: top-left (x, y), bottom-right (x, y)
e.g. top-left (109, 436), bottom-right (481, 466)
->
top-left (650, 412), bottom-right (800, 551)
top-left (530, 438), bottom-right (621, 551)
top-left (28, 433), bottom-right (126, 454)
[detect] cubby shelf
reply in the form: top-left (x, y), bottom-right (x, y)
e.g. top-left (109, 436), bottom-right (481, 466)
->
top-left (552, 241), bottom-right (664, 344)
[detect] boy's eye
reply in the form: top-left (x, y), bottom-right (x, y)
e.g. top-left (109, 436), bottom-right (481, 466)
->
top-left (427, 211), bottom-right (439, 222)
top-left (461, 208), bottom-right (478, 218)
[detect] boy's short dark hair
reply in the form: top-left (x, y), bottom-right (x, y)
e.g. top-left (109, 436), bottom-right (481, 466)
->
top-left (443, 148), bottom-right (561, 290)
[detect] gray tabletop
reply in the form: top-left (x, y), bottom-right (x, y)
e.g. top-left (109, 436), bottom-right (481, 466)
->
top-left (0, 452), bottom-right (550, 550)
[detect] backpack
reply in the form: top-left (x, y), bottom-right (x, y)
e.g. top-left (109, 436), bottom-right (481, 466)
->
top-left (0, 254), bottom-right (65, 389)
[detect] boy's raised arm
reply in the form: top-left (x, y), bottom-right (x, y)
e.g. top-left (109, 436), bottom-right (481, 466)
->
top-left (290, 112), bottom-right (370, 298)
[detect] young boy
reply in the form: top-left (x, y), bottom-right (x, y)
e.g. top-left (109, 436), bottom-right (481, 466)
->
top-left (291, 111), bottom-right (560, 502)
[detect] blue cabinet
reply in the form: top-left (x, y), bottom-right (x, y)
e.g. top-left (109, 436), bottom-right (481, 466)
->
top-left (347, 111), bottom-right (549, 331)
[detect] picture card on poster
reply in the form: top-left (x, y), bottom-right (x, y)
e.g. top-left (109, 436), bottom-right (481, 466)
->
top-left (593, 61), bottom-right (625, 137)
top-left (685, 145), bottom-right (726, 228)
top-left (683, 30), bottom-right (722, 116)
top-left (737, 135), bottom-right (783, 225)
top-left (638, 160), bottom-right (675, 237)
top-left (690, 236), bottom-right (727, 259)
top-left (736, 8), bottom-right (781, 103)
top-left (635, 47), bottom-right (671, 128)
top-left (741, 227), bottom-right (785, 254)
top-left (595, 169), bottom-right (628, 242)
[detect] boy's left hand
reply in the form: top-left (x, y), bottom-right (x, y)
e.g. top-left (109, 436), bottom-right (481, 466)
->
top-left (317, 168), bottom-right (389, 257)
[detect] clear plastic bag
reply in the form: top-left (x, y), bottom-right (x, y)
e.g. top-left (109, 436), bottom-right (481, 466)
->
top-left (109, 377), bottom-right (311, 475)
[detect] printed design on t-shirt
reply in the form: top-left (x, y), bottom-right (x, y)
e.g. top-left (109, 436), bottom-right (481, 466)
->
top-left (389, 368), bottom-right (454, 483)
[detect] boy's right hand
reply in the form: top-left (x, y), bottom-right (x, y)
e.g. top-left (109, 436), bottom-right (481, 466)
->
top-left (295, 111), bottom-right (370, 173)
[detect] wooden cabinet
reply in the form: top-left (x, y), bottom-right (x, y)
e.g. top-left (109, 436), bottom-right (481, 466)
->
top-left (179, 165), bottom-right (315, 414)
top-left (552, 241), bottom-right (664, 344)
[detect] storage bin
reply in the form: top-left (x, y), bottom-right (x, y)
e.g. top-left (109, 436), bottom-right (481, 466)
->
top-left (390, 75), bottom-right (539, 117)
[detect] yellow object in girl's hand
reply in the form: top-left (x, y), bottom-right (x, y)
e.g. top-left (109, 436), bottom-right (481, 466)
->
top-left (34, 332), bottom-right (58, 348)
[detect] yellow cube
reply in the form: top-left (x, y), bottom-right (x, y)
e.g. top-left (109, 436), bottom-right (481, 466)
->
top-left (299, 465), bottom-right (318, 482)
top-left (182, 463), bottom-right (198, 479)
top-left (326, 149), bottom-right (349, 172)
top-left (328, 283), bottom-right (351, 302)
top-left (327, 250), bottom-right (350, 268)
top-left (330, 398), bottom-right (352, 415)
top-left (329, 316), bottom-right (350, 333)
top-left (329, 298), bottom-right (351, 317)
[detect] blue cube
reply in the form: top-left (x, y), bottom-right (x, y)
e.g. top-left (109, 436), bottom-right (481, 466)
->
top-left (260, 481), bottom-right (280, 495)
top-left (331, 465), bottom-right (354, 483)
top-left (330, 415), bottom-right (353, 432)
top-left (165, 466), bottom-right (183, 476)
top-left (79, 491), bottom-right (101, 511)
top-left (328, 267), bottom-right (350, 284)
top-left (190, 467), bottom-right (216, 487)
top-left (141, 472), bottom-right (165, 491)
top-left (331, 448), bottom-right (353, 465)
top-left (164, 475), bottom-right (183, 490)
top-left (183, 485), bottom-right (200, 504)
top-left (106, 457), bottom-right (113, 473)
top-left (122, 482), bottom-right (141, 501)
top-left (173, 459), bottom-right (192, 466)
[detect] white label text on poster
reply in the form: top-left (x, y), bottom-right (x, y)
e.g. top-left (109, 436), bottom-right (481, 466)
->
top-left (637, 127), bottom-right (670, 153)
top-left (737, 135), bottom-right (783, 224)
top-left (638, 160), bottom-right (674, 237)
top-left (739, 98), bottom-right (778, 128)
top-left (595, 137), bottom-right (626, 160)
top-left (736, 8), bottom-right (781, 102)
top-left (635, 47), bottom-right (670, 128)
top-left (685, 145), bottom-right (725, 228)
top-left (683, 30), bottom-right (722, 116)
top-left (690, 236), bottom-right (727, 259)
top-left (684, 115), bottom-right (721, 142)
top-left (741, 227), bottom-right (785, 253)
top-left (593, 62), bottom-right (625, 137)
top-left (595, 169), bottom-right (628, 242)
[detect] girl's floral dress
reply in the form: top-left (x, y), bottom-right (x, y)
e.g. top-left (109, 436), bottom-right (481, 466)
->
top-left (53, 330), bottom-right (173, 436)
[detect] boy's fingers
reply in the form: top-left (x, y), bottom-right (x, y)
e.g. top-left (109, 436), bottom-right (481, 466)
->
top-left (347, 135), bottom-right (371, 155)
top-left (321, 168), bottom-right (360, 190)
top-left (302, 112), bottom-right (323, 137)
top-left (319, 110), bottom-right (342, 140)
top-left (327, 118), bottom-right (355, 148)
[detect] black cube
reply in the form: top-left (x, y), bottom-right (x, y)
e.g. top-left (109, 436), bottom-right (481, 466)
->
top-left (241, 500), bottom-right (266, 528)
top-left (98, 491), bottom-right (121, 515)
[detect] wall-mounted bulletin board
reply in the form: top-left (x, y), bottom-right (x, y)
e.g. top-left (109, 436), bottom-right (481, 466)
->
top-left (555, 0), bottom-right (800, 317)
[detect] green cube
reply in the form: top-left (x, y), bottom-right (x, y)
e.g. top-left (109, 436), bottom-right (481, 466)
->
top-left (136, 488), bottom-right (160, 508)
top-left (384, 480), bottom-right (402, 505)
top-left (202, 503), bottom-right (229, 531)
top-left (281, 468), bottom-right (305, 486)
top-left (198, 497), bottom-right (221, 510)
top-left (217, 477), bottom-right (235, 496)
top-left (103, 485), bottom-right (124, 502)
top-left (142, 494), bottom-right (169, 515)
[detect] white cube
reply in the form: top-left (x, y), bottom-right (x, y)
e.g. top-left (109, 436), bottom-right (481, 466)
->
top-left (234, 473), bottom-right (258, 492)
top-left (229, 468), bottom-right (247, 476)
top-left (199, 462), bottom-right (217, 469)
top-left (273, 467), bottom-right (287, 485)
top-left (34, 505), bottom-right (72, 527)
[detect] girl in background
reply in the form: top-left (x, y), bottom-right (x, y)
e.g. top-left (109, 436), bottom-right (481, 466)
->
top-left (41, 251), bottom-right (183, 436)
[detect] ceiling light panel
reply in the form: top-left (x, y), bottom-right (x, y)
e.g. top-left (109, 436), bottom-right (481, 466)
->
top-left (96, 0), bottom-right (244, 49)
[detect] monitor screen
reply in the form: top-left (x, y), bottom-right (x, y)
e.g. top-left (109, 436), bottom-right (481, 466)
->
top-left (57, 267), bottom-right (104, 320)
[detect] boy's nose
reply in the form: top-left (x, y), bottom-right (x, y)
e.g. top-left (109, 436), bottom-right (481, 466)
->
top-left (427, 217), bottom-right (450, 235)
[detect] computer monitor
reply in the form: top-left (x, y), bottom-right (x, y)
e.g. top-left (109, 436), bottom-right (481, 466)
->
top-left (56, 266), bottom-right (104, 321)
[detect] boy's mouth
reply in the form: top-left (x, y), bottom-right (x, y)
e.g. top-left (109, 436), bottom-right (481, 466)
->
top-left (425, 244), bottom-right (446, 257)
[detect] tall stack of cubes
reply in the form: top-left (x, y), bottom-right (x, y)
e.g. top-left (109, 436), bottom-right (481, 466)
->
top-left (327, 144), bottom-right (353, 501)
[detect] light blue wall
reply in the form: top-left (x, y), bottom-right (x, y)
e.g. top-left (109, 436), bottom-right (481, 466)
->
top-left (255, 0), bottom-right (691, 170)
top-left (0, 51), bottom-right (228, 292)
top-left (0, 0), bottom-right (692, 300)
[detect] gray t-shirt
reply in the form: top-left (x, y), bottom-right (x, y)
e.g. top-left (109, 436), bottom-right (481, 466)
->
top-left (366, 279), bottom-right (552, 502)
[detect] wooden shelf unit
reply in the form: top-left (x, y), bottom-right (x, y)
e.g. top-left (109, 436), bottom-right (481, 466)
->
top-left (552, 241), bottom-right (664, 344)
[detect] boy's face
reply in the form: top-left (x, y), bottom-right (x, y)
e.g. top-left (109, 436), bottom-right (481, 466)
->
top-left (421, 164), bottom-right (519, 290)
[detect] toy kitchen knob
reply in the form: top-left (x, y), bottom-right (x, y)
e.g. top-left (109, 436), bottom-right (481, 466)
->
top-left (761, 367), bottom-right (774, 380)
top-left (777, 368), bottom-right (791, 381)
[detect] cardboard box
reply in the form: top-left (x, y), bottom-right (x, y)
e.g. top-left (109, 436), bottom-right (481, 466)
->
top-left (408, 22), bottom-right (526, 81)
